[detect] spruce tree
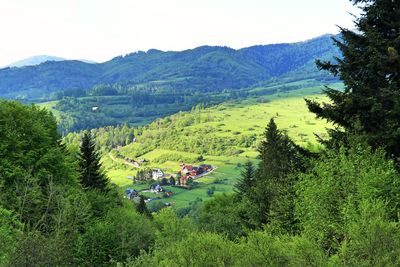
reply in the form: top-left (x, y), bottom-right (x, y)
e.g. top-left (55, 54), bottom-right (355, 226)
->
top-left (250, 119), bottom-right (304, 230)
top-left (78, 131), bottom-right (109, 192)
top-left (136, 195), bottom-right (152, 218)
top-left (306, 0), bottom-right (400, 157)
top-left (234, 160), bottom-right (255, 198)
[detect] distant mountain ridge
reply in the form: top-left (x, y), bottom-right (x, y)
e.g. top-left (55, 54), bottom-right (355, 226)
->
top-left (6, 55), bottom-right (66, 68)
top-left (0, 34), bottom-right (339, 100)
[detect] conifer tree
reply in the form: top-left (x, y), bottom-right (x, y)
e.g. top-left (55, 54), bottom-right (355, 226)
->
top-left (250, 119), bottom-right (304, 230)
top-left (234, 160), bottom-right (255, 197)
top-left (306, 0), bottom-right (400, 157)
top-left (78, 131), bottom-right (109, 192)
top-left (136, 195), bottom-right (152, 218)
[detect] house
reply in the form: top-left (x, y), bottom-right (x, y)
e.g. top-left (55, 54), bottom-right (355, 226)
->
top-left (180, 175), bottom-right (190, 186)
top-left (150, 184), bottom-right (163, 193)
top-left (180, 163), bottom-right (192, 174)
top-left (124, 188), bottom-right (138, 199)
top-left (152, 169), bottom-right (164, 180)
top-left (180, 164), bottom-right (198, 177)
top-left (200, 164), bottom-right (212, 172)
top-left (178, 163), bottom-right (214, 184)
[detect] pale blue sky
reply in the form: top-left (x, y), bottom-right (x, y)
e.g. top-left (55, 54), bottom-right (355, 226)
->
top-left (0, 0), bottom-right (360, 67)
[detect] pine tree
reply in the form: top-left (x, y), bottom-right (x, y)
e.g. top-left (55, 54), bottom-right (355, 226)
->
top-left (78, 131), bottom-right (109, 192)
top-left (258, 119), bottom-right (304, 178)
top-left (250, 119), bottom-right (305, 230)
top-left (234, 160), bottom-right (255, 198)
top-left (136, 195), bottom-right (152, 218)
top-left (306, 0), bottom-right (400, 157)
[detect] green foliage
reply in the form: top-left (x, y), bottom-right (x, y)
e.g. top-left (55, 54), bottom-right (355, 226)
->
top-left (10, 231), bottom-right (78, 266)
top-left (85, 187), bottom-right (122, 219)
top-left (78, 131), bottom-right (109, 191)
top-left (130, 232), bottom-right (238, 267)
top-left (237, 230), bottom-right (327, 267)
top-left (296, 142), bottom-right (400, 253)
top-left (197, 194), bottom-right (247, 239)
top-left (331, 200), bottom-right (400, 267)
top-left (0, 100), bottom-right (79, 231)
top-left (306, 0), bottom-right (400, 157)
top-left (134, 168), bottom-right (152, 182)
top-left (152, 208), bottom-right (197, 248)
top-left (234, 160), bottom-right (255, 196)
top-left (64, 123), bottom-right (135, 152)
top-left (136, 195), bottom-right (152, 218)
top-left (0, 208), bottom-right (21, 266)
top-left (130, 229), bottom-right (327, 267)
top-left (77, 205), bottom-right (155, 266)
top-left (246, 119), bottom-right (306, 230)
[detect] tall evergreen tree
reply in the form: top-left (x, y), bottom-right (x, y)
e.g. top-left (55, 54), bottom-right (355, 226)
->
top-left (136, 195), bottom-right (152, 218)
top-left (78, 131), bottom-right (109, 192)
top-left (306, 0), bottom-right (400, 157)
top-left (234, 160), bottom-right (255, 197)
top-left (250, 119), bottom-right (305, 230)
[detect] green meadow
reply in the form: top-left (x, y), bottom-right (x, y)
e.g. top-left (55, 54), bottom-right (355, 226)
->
top-left (102, 85), bottom-right (334, 210)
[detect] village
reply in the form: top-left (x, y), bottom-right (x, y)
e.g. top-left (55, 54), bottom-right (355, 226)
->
top-left (124, 162), bottom-right (215, 205)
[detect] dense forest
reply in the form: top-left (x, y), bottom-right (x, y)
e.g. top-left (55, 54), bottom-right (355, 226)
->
top-left (0, 35), bottom-right (337, 100)
top-left (52, 78), bottom-right (329, 133)
top-left (1, 0), bottom-right (400, 266)
top-left (0, 35), bottom-right (339, 133)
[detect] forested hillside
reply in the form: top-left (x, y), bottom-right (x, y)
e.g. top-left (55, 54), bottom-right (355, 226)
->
top-left (0, 34), bottom-right (338, 100)
top-left (2, 0), bottom-right (400, 266)
top-left (0, 35), bottom-right (340, 133)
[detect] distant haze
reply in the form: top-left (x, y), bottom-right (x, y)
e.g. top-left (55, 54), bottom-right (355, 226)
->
top-left (0, 0), bottom-right (360, 67)
top-left (7, 55), bottom-right (66, 68)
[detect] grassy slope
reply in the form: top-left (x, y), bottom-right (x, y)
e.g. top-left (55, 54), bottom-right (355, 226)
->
top-left (37, 101), bottom-right (61, 121)
top-left (103, 85), bottom-right (334, 210)
top-left (35, 77), bottom-right (335, 133)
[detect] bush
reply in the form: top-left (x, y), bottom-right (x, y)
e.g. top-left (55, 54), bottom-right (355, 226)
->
top-left (77, 206), bottom-right (155, 266)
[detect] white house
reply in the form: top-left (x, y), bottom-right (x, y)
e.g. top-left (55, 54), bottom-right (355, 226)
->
top-left (152, 169), bottom-right (164, 180)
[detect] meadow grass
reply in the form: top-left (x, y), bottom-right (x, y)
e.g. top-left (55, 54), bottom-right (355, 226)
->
top-left (108, 86), bottom-right (333, 209)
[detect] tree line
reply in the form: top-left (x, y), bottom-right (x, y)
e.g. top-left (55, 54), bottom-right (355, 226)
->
top-left (2, 0), bottom-right (400, 265)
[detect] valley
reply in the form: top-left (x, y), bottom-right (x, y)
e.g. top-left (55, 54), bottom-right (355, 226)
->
top-left (2, 1), bottom-right (399, 265)
top-left (94, 85), bottom-right (334, 211)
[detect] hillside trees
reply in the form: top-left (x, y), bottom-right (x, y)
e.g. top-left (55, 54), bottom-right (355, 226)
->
top-left (296, 140), bottom-right (400, 259)
top-left (0, 101), bottom-right (79, 231)
top-left (306, 0), bottom-right (400, 158)
top-left (78, 131), bottom-right (109, 192)
top-left (234, 160), bottom-right (255, 197)
top-left (245, 119), bottom-right (306, 231)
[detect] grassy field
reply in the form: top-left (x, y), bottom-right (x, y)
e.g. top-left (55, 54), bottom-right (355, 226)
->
top-left (102, 85), bottom-right (333, 210)
top-left (37, 101), bottom-right (62, 121)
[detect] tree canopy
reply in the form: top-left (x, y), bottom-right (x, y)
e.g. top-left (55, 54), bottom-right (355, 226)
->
top-left (78, 131), bottom-right (109, 192)
top-left (306, 0), bottom-right (400, 157)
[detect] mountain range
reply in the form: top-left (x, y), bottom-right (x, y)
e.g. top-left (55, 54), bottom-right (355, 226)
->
top-left (0, 34), bottom-right (339, 100)
top-left (6, 55), bottom-right (66, 68)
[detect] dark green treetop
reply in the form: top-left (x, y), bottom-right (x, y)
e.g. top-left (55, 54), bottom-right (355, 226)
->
top-left (78, 131), bottom-right (109, 192)
top-left (306, 0), bottom-right (400, 157)
top-left (234, 160), bottom-right (255, 197)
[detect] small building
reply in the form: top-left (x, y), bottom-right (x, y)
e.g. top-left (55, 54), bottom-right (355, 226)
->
top-left (124, 188), bottom-right (138, 199)
top-left (200, 164), bottom-right (212, 172)
top-left (180, 175), bottom-right (189, 186)
top-left (152, 169), bottom-right (164, 180)
top-left (150, 184), bottom-right (163, 193)
top-left (178, 162), bottom-right (214, 181)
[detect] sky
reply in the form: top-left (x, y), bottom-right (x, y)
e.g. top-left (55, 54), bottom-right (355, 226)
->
top-left (0, 0), bottom-right (360, 67)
